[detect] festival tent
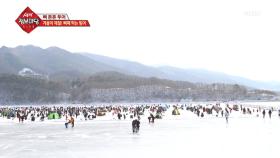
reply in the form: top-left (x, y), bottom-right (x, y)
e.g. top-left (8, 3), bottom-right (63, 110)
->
top-left (48, 112), bottom-right (60, 119)
top-left (172, 109), bottom-right (180, 115)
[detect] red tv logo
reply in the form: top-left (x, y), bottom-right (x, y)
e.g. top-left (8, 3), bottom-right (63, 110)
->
top-left (15, 7), bottom-right (41, 33)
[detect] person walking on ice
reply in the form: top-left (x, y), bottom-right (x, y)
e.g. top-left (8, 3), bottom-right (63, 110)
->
top-left (225, 108), bottom-right (229, 124)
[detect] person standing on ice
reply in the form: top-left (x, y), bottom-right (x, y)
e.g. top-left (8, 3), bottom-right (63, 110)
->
top-left (268, 109), bottom-right (272, 119)
top-left (256, 109), bottom-right (259, 117)
top-left (148, 113), bottom-right (155, 123)
top-left (262, 110), bottom-right (266, 118)
top-left (132, 117), bottom-right (140, 133)
top-left (65, 115), bottom-right (70, 128)
top-left (70, 116), bottom-right (75, 127)
top-left (117, 113), bottom-right (122, 120)
top-left (18, 111), bottom-right (24, 123)
top-left (225, 109), bottom-right (229, 123)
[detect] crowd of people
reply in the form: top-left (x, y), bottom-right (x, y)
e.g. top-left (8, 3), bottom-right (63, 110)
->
top-left (0, 104), bottom-right (167, 133)
top-left (185, 103), bottom-right (280, 123)
top-left (0, 103), bottom-right (280, 132)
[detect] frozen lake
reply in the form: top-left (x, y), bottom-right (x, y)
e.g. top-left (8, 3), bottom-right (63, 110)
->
top-left (1, 110), bottom-right (280, 158)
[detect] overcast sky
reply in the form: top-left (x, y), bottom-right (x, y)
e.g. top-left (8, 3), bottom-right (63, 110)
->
top-left (1, 0), bottom-right (280, 82)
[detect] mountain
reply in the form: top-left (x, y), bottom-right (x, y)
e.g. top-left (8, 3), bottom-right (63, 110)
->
top-left (0, 46), bottom-right (25, 74)
top-left (1, 45), bottom-right (280, 91)
top-left (0, 45), bottom-right (122, 78)
top-left (157, 66), bottom-right (280, 91)
top-left (83, 53), bottom-right (236, 84)
top-left (83, 53), bottom-right (167, 78)
top-left (82, 53), bottom-right (280, 91)
top-left (157, 66), bottom-right (236, 83)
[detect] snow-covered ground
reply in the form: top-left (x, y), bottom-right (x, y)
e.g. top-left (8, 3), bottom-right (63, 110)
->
top-left (1, 104), bottom-right (280, 158)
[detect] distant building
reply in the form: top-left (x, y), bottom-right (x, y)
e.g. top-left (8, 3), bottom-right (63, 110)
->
top-left (18, 68), bottom-right (48, 80)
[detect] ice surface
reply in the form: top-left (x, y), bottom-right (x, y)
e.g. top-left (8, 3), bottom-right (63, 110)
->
top-left (0, 106), bottom-right (280, 158)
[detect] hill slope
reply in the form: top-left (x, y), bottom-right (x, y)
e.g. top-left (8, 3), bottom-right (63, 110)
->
top-left (0, 72), bottom-right (277, 104)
